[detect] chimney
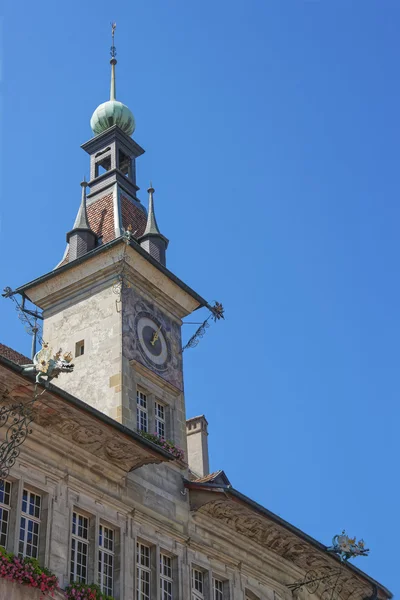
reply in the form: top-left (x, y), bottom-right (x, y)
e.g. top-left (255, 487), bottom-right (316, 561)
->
top-left (186, 415), bottom-right (209, 478)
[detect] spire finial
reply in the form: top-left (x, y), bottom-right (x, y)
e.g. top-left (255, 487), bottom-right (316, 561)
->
top-left (139, 184), bottom-right (169, 265)
top-left (110, 22), bottom-right (117, 101)
top-left (144, 183), bottom-right (160, 235)
top-left (74, 179), bottom-right (90, 228)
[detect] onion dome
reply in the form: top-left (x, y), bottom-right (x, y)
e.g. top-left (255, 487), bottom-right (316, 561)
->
top-left (90, 23), bottom-right (135, 137)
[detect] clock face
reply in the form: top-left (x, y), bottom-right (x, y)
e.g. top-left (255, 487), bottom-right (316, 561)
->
top-left (136, 314), bottom-right (169, 368)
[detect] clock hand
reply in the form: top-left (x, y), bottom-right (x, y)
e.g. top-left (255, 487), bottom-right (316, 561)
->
top-left (150, 325), bottom-right (162, 346)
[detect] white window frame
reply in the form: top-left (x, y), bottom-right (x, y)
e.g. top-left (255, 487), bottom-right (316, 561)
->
top-left (70, 511), bottom-right (89, 584)
top-left (192, 567), bottom-right (204, 600)
top-left (19, 488), bottom-right (41, 559)
top-left (155, 401), bottom-right (166, 438)
top-left (160, 552), bottom-right (173, 600)
top-left (213, 577), bottom-right (224, 600)
top-left (98, 523), bottom-right (114, 596)
top-left (0, 481), bottom-right (11, 549)
top-left (137, 541), bottom-right (151, 600)
top-left (137, 390), bottom-right (148, 432)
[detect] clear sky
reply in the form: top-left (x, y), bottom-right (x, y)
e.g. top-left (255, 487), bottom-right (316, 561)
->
top-left (0, 1), bottom-right (398, 596)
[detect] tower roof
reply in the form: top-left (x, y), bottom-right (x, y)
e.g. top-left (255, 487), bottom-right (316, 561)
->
top-left (70, 180), bottom-right (91, 232)
top-left (143, 183), bottom-right (162, 236)
top-left (90, 23), bottom-right (135, 137)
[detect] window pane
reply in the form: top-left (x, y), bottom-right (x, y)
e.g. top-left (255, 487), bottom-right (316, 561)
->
top-left (99, 525), bottom-right (114, 596)
top-left (70, 512), bottom-right (89, 584)
top-left (19, 491), bottom-right (41, 559)
top-left (213, 578), bottom-right (224, 600)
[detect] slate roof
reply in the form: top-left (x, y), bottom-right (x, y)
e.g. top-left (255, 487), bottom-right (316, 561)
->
top-left (0, 343), bottom-right (31, 366)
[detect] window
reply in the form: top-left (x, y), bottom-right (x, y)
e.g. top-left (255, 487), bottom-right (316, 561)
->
top-left (118, 150), bottom-right (131, 177)
top-left (192, 568), bottom-right (204, 600)
top-left (213, 579), bottom-right (224, 600)
top-left (137, 542), bottom-right (151, 600)
top-left (0, 481), bottom-right (11, 548)
top-left (155, 402), bottom-right (166, 438)
top-left (95, 155), bottom-right (111, 177)
top-left (70, 512), bottom-right (89, 583)
top-left (137, 391), bottom-right (148, 432)
top-left (75, 340), bottom-right (85, 357)
top-left (213, 578), bottom-right (224, 600)
top-left (160, 553), bottom-right (173, 600)
top-left (19, 489), bottom-right (41, 558)
top-left (99, 524), bottom-right (114, 596)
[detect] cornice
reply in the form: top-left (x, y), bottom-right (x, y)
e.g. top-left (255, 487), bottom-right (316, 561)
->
top-left (186, 485), bottom-right (391, 600)
top-left (0, 358), bottom-right (173, 475)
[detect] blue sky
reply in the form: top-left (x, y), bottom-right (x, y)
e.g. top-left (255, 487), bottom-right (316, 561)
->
top-left (0, 1), bottom-right (398, 595)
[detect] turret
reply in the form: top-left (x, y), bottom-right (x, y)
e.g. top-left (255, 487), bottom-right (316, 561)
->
top-left (139, 184), bottom-right (169, 266)
top-left (66, 180), bottom-right (97, 261)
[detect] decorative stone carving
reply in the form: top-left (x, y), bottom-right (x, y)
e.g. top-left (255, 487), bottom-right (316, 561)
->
top-left (196, 500), bottom-right (377, 600)
top-left (0, 367), bottom-right (170, 474)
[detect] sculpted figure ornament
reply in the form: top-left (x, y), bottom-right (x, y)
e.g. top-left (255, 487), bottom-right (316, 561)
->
top-left (327, 530), bottom-right (369, 561)
top-left (22, 342), bottom-right (74, 383)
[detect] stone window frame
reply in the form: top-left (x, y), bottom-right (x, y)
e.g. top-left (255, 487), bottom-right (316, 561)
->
top-left (136, 538), bottom-right (154, 600)
top-left (6, 478), bottom-right (50, 567)
top-left (191, 564), bottom-right (210, 600)
top-left (98, 523), bottom-right (115, 596)
top-left (0, 480), bottom-right (12, 549)
top-left (189, 562), bottom-right (233, 600)
top-left (212, 574), bottom-right (230, 600)
top-left (136, 388), bottom-right (149, 433)
top-left (135, 384), bottom-right (173, 441)
top-left (19, 487), bottom-right (42, 559)
top-left (70, 509), bottom-right (91, 584)
top-left (68, 504), bottom-right (122, 597)
top-left (159, 548), bottom-right (180, 600)
top-left (154, 400), bottom-right (166, 438)
top-left (134, 534), bottom-right (179, 600)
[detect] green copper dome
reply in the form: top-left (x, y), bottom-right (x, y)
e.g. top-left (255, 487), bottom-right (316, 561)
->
top-left (90, 100), bottom-right (135, 136)
top-left (90, 25), bottom-right (135, 138)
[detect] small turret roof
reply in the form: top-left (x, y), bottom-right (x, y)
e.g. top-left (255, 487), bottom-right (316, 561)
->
top-left (143, 183), bottom-right (162, 236)
top-left (72, 180), bottom-right (91, 231)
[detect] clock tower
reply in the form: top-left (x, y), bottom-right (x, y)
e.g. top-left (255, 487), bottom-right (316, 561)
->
top-left (15, 30), bottom-right (211, 457)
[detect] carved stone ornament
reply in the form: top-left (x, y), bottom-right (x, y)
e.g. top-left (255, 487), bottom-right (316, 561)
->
top-left (0, 366), bottom-right (170, 474)
top-left (194, 498), bottom-right (381, 600)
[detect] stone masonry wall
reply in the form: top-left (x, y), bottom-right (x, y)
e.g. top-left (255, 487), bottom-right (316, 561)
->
top-left (42, 280), bottom-right (123, 422)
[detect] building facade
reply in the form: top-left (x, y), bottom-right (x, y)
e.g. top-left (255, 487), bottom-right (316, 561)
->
top-left (0, 33), bottom-right (392, 600)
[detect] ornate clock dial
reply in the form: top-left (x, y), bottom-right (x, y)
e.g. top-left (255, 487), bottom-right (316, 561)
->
top-left (136, 315), bottom-right (169, 367)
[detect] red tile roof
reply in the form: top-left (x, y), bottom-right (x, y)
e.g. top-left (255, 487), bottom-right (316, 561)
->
top-left (192, 470), bottom-right (223, 483)
top-left (58, 192), bottom-right (147, 267)
top-left (0, 343), bottom-right (31, 365)
top-left (191, 470), bottom-right (231, 485)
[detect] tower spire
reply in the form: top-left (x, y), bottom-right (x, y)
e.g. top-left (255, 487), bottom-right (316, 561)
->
top-left (143, 182), bottom-right (161, 235)
top-left (72, 179), bottom-right (91, 230)
top-left (110, 22), bottom-right (117, 101)
top-left (139, 184), bottom-right (169, 266)
top-left (66, 180), bottom-right (97, 262)
top-left (90, 23), bottom-right (136, 137)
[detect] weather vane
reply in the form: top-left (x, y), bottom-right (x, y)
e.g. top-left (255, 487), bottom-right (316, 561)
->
top-left (110, 22), bottom-right (117, 58)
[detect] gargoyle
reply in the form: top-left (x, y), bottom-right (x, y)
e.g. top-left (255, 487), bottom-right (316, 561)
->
top-left (21, 342), bottom-right (74, 383)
